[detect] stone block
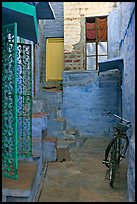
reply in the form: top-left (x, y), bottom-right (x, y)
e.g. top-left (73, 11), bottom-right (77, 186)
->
top-left (32, 112), bottom-right (48, 138)
top-left (56, 147), bottom-right (70, 162)
top-left (42, 137), bottom-right (57, 162)
top-left (64, 128), bottom-right (80, 140)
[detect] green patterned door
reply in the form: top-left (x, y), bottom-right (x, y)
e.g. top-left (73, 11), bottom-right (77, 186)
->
top-left (2, 23), bottom-right (18, 179)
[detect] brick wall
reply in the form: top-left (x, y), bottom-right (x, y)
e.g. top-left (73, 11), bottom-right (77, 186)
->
top-left (64, 2), bottom-right (116, 71)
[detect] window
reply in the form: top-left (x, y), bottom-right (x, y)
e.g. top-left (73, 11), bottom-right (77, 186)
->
top-left (86, 16), bottom-right (108, 70)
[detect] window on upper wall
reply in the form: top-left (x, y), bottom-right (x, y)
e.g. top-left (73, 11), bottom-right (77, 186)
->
top-left (86, 16), bottom-right (108, 70)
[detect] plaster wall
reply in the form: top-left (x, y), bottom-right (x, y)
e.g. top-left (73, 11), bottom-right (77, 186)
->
top-left (107, 2), bottom-right (121, 58)
top-left (62, 70), bottom-right (120, 137)
top-left (39, 2), bottom-right (64, 88)
top-left (104, 2), bottom-right (135, 201)
top-left (119, 2), bottom-right (135, 202)
top-left (34, 21), bottom-right (46, 95)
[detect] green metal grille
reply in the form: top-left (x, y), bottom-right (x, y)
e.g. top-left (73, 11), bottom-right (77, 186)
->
top-left (2, 23), bottom-right (18, 179)
top-left (17, 43), bottom-right (32, 158)
top-left (2, 23), bottom-right (32, 179)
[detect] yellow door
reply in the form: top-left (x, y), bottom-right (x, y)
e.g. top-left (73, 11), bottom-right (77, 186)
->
top-left (46, 38), bottom-right (64, 81)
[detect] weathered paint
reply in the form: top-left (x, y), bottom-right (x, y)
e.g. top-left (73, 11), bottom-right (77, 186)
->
top-left (62, 70), bottom-right (120, 137)
top-left (108, 2), bottom-right (121, 58)
top-left (120, 2), bottom-right (135, 202)
top-left (64, 2), bottom-right (116, 71)
top-left (38, 2), bottom-right (64, 88)
top-left (46, 38), bottom-right (64, 81)
top-left (43, 2), bottom-right (64, 38)
top-left (97, 2), bottom-right (135, 201)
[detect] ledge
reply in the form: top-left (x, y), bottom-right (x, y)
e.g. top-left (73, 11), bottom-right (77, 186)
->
top-left (32, 112), bottom-right (49, 118)
top-left (98, 57), bottom-right (123, 74)
top-left (2, 160), bottom-right (37, 196)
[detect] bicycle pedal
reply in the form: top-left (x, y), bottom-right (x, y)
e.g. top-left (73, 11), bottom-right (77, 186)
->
top-left (120, 155), bottom-right (125, 158)
top-left (102, 159), bottom-right (109, 165)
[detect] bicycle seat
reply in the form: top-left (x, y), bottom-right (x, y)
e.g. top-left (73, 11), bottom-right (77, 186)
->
top-left (114, 122), bottom-right (129, 132)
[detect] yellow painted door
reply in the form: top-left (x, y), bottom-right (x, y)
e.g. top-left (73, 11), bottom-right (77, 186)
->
top-left (46, 38), bottom-right (64, 81)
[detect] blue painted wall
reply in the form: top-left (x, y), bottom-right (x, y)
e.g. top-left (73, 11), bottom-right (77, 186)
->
top-left (108, 3), bottom-right (121, 58)
top-left (62, 70), bottom-right (120, 137)
top-left (119, 2), bottom-right (135, 202)
top-left (101, 2), bottom-right (135, 201)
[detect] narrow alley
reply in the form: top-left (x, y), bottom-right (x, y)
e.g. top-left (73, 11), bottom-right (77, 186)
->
top-left (36, 137), bottom-right (128, 202)
top-left (2, 2), bottom-right (135, 202)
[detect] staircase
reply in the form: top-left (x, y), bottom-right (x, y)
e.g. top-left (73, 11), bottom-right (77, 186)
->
top-left (2, 88), bottom-right (87, 202)
top-left (34, 88), bottom-right (87, 163)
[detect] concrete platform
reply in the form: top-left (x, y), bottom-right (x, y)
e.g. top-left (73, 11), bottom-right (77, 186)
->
top-left (2, 152), bottom-right (42, 202)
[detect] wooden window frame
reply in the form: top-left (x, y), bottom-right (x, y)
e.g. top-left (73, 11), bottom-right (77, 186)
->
top-left (86, 15), bottom-right (108, 70)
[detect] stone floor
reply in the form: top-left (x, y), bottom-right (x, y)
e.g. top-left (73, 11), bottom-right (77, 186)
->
top-left (37, 136), bottom-right (129, 202)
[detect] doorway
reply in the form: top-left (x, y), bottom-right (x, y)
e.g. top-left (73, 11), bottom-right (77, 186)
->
top-left (46, 38), bottom-right (64, 82)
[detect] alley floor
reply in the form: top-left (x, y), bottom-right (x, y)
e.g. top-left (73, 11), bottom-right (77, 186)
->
top-left (36, 136), bottom-right (128, 202)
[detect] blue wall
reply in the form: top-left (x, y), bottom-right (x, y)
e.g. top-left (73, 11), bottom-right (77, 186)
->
top-left (62, 70), bottom-right (120, 137)
top-left (104, 2), bottom-right (135, 201)
top-left (120, 2), bottom-right (135, 202)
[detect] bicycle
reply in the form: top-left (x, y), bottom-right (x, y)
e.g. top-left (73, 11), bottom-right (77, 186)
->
top-left (102, 114), bottom-right (131, 187)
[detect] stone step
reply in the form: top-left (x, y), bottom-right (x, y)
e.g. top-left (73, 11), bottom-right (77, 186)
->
top-left (57, 136), bottom-right (87, 149)
top-left (47, 117), bottom-right (67, 136)
top-left (47, 130), bottom-right (65, 138)
top-left (42, 137), bottom-right (57, 162)
top-left (64, 128), bottom-right (80, 140)
top-left (41, 134), bottom-right (87, 163)
top-left (32, 137), bottom-right (42, 152)
top-left (56, 136), bottom-right (88, 162)
top-left (32, 112), bottom-right (49, 138)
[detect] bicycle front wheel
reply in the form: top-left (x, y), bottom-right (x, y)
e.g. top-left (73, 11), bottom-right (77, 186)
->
top-left (105, 137), bottom-right (119, 187)
top-left (109, 162), bottom-right (118, 187)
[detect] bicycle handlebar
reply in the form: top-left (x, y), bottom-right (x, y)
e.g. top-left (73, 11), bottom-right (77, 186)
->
top-left (114, 114), bottom-right (131, 124)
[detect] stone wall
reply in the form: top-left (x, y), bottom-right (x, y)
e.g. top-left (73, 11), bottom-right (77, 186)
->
top-left (119, 2), bottom-right (135, 202)
top-left (33, 22), bottom-right (46, 96)
top-left (64, 2), bottom-right (116, 71)
top-left (43, 2), bottom-right (64, 38)
top-left (62, 70), bottom-right (120, 137)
